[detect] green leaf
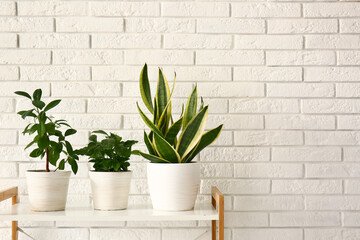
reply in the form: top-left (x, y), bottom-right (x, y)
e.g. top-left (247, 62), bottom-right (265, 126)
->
top-left (133, 150), bottom-right (171, 163)
top-left (65, 129), bottom-right (77, 137)
top-left (18, 109), bottom-right (36, 119)
top-left (32, 100), bottom-right (45, 109)
top-left (44, 99), bottom-right (61, 112)
top-left (92, 130), bottom-right (108, 135)
top-left (38, 135), bottom-right (49, 149)
top-left (89, 134), bottom-right (97, 142)
top-left (165, 117), bottom-right (182, 146)
top-left (183, 86), bottom-right (197, 128)
top-left (45, 123), bottom-right (55, 134)
top-left (155, 68), bottom-right (170, 119)
top-left (199, 97), bottom-right (204, 111)
top-left (183, 124), bottom-right (223, 163)
top-left (139, 63), bottom-right (153, 113)
top-left (58, 159), bottom-right (65, 170)
top-left (68, 157), bottom-right (78, 175)
top-left (24, 140), bottom-right (36, 150)
top-left (65, 141), bottom-right (74, 155)
top-left (144, 131), bottom-right (156, 155)
top-left (176, 106), bottom-right (209, 158)
top-left (38, 122), bottom-right (46, 136)
top-left (137, 103), bottom-right (163, 137)
top-left (14, 91), bottom-right (31, 100)
top-left (33, 89), bottom-right (42, 101)
top-left (29, 124), bottom-right (38, 134)
top-left (29, 148), bottom-right (43, 158)
top-left (153, 132), bottom-right (180, 163)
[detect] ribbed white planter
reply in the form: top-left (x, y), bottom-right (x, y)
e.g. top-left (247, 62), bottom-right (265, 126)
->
top-left (147, 162), bottom-right (200, 211)
top-left (89, 171), bottom-right (132, 210)
top-left (26, 170), bottom-right (71, 212)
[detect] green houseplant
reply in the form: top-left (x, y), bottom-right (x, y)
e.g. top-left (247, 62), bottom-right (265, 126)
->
top-left (15, 88), bottom-right (79, 211)
top-left (135, 64), bottom-right (223, 211)
top-left (76, 131), bottom-right (137, 210)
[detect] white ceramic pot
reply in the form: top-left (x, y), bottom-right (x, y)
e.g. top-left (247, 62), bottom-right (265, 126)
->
top-left (147, 162), bottom-right (200, 211)
top-left (89, 171), bottom-right (132, 210)
top-left (26, 170), bottom-right (71, 212)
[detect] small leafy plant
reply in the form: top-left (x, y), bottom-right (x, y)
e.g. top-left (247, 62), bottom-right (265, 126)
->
top-left (135, 64), bottom-right (223, 163)
top-left (76, 131), bottom-right (138, 172)
top-left (15, 89), bottom-right (79, 174)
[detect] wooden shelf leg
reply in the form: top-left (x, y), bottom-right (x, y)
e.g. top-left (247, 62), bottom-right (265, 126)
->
top-left (12, 194), bottom-right (17, 240)
top-left (211, 186), bottom-right (224, 240)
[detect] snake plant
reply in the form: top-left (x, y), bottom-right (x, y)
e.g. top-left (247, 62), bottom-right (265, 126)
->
top-left (135, 64), bottom-right (223, 163)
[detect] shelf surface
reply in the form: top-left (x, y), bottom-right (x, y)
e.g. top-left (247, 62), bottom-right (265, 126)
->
top-left (0, 203), bottom-right (219, 222)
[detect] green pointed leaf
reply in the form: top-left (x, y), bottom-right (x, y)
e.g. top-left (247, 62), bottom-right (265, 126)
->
top-left (68, 157), bottom-right (78, 175)
top-left (65, 129), bottom-right (77, 137)
top-left (176, 106), bottom-right (208, 158)
top-left (156, 68), bottom-right (170, 119)
top-left (33, 89), bottom-right (42, 101)
top-left (44, 99), bottom-right (61, 112)
top-left (18, 109), bottom-right (36, 119)
top-left (140, 63), bottom-right (153, 113)
top-left (165, 117), bottom-right (182, 146)
top-left (45, 123), bottom-right (55, 134)
top-left (38, 135), bottom-right (49, 149)
top-left (58, 159), bottom-right (65, 170)
top-left (92, 130), bottom-right (108, 135)
top-left (65, 141), bottom-right (74, 155)
top-left (32, 100), bottom-right (45, 109)
top-left (137, 103), bottom-right (163, 137)
top-left (30, 148), bottom-right (43, 158)
top-left (24, 140), bottom-right (36, 150)
top-left (38, 122), bottom-right (46, 136)
top-left (15, 91), bottom-right (31, 100)
top-left (144, 131), bottom-right (156, 155)
top-left (182, 124), bottom-right (223, 163)
top-left (199, 97), bottom-right (204, 111)
top-left (133, 150), bottom-right (171, 163)
top-left (153, 132), bottom-right (180, 163)
top-left (183, 87), bottom-right (197, 128)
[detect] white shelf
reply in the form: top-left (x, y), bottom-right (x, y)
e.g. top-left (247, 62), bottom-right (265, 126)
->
top-left (0, 203), bottom-right (219, 222)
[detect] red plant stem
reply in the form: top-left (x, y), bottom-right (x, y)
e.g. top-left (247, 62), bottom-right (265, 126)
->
top-left (46, 148), bottom-right (49, 172)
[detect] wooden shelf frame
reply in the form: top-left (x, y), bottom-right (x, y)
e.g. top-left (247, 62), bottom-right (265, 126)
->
top-left (0, 186), bottom-right (224, 240)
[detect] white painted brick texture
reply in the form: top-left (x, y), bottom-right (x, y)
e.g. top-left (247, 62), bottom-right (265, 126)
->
top-left (0, 0), bottom-right (358, 239)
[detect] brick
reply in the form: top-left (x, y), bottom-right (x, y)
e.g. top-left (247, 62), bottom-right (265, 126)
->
top-left (0, 163), bottom-right (17, 177)
top-left (0, 2), bottom-right (15, 16)
top-left (338, 115), bottom-right (360, 129)
top-left (88, 98), bottom-right (137, 113)
top-left (345, 180), bottom-right (360, 194)
top-left (302, 99), bottom-right (360, 114)
top-left (126, 18), bottom-right (195, 33)
top-left (20, 33), bottom-right (89, 48)
top-left (0, 17), bottom-right (53, 32)
top-left (341, 19), bottom-right (360, 33)
top-left (16, 229), bottom-right (89, 240)
top-left (266, 115), bottom-right (335, 130)
top-left (56, 17), bottom-right (123, 32)
top-left (200, 147), bottom-right (270, 162)
top-left (0, 99), bottom-right (13, 113)
top-left (164, 34), bottom-right (232, 49)
top-left (52, 114), bottom-right (122, 130)
top-left (338, 51), bottom-right (360, 65)
top-left (197, 50), bottom-right (264, 65)
top-left (207, 115), bottom-right (263, 130)
top-left (306, 196), bottom-right (360, 210)
top-left (268, 19), bottom-right (338, 34)
top-left (201, 179), bottom-right (270, 194)
top-left (267, 83), bottom-right (334, 97)
top-left (123, 82), bottom-right (193, 98)
top-left (0, 34), bottom-right (16, 48)
top-left (272, 180), bottom-right (342, 194)
top-left (0, 146), bottom-right (28, 162)
top-left (306, 163), bottom-right (360, 178)
top-left (305, 229), bottom-right (341, 240)
top-left (344, 213), bottom-right (360, 226)
top-left (92, 34), bottom-right (161, 49)
top-left (17, 98), bottom-right (86, 113)
top-left (304, 67), bottom-right (360, 82)
top-left (270, 212), bottom-right (340, 227)
top-left (0, 82), bottom-right (50, 96)
top-left (18, 1), bottom-right (87, 16)
top-left (90, 2), bottom-right (159, 16)
top-left (234, 67), bottom-right (302, 82)
top-left (305, 131), bottom-right (360, 145)
top-left (230, 99), bottom-right (299, 113)
top-left (236, 35), bottom-right (302, 50)
top-left (0, 50), bottom-right (50, 64)
top-left (232, 3), bottom-right (301, 17)
top-left (225, 212), bottom-right (268, 227)
top-left (163, 229), bottom-right (230, 240)
top-left (306, 35), bottom-right (360, 49)
top-left (235, 131), bottom-right (303, 146)
top-left (125, 50), bottom-right (193, 65)
top-left (197, 19), bottom-right (265, 33)
top-left (235, 163), bottom-right (303, 178)
top-left (198, 83), bottom-right (264, 97)
top-left (92, 66), bottom-right (141, 81)
top-left (51, 83), bottom-right (121, 97)
top-left (344, 147), bottom-right (360, 161)
top-left (0, 114), bottom-right (25, 129)
top-left (304, 3), bottom-right (360, 17)
top-left (234, 196), bottom-right (304, 211)
top-left (0, 130), bottom-right (16, 144)
top-left (0, 66), bottom-right (18, 81)
top-left (266, 51), bottom-right (335, 66)
top-left (162, 2), bottom-right (229, 17)
top-left (272, 147), bottom-right (341, 162)
top-left (21, 66), bottom-right (90, 81)
top-left (234, 229), bottom-right (302, 240)
top-left (53, 50), bottom-right (123, 65)
top-left (201, 163), bottom-right (233, 178)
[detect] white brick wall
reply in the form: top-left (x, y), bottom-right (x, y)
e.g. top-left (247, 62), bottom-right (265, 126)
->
top-left (0, 1), bottom-right (359, 240)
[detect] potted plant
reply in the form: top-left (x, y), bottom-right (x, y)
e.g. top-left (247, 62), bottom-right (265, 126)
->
top-left (15, 89), bottom-right (79, 212)
top-left (135, 64), bottom-right (223, 211)
top-left (76, 131), bottom-right (137, 210)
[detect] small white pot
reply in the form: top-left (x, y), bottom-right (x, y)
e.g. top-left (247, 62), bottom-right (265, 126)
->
top-left (26, 170), bottom-right (71, 212)
top-left (147, 162), bottom-right (200, 211)
top-left (89, 171), bottom-right (132, 210)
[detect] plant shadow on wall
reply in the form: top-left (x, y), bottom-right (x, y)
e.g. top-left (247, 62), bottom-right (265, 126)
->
top-left (134, 63), bottom-right (223, 211)
top-left (15, 89), bottom-right (79, 211)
